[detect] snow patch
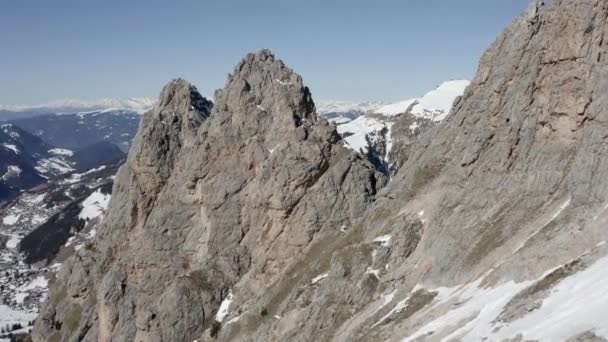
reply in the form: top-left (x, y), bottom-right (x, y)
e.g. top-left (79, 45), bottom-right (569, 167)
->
top-left (5, 234), bottom-right (21, 249)
top-left (2, 144), bottom-right (19, 154)
top-left (18, 276), bottom-right (48, 292)
top-left (410, 80), bottom-right (470, 122)
top-left (1, 165), bottom-right (22, 180)
top-left (337, 116), bottom-right (389, 153)
top-left (35, 157), bottom-right (74, 175)
top-left (374, 99), bottom-right (418, 116)
top-left (48, 148), bottom-right (74, 156)
top-left (2, 214), bottom-right (21, 226)
top-left (403, 254), bottom-right (608, 341)
top-left (0, 304), bottom-right (37, 327)
top-left (366, 267), bottom-right (381, 278)
top-left (215, 291), bottom-right (234, 322)
top-left (78, 188), bottom-right (111, 221)
top-left (268, 144), bottom-right (280, 154)
top-left (311, 273), bottom-right (329, 284)
top-left (373, 234), bottom-right (392, 248)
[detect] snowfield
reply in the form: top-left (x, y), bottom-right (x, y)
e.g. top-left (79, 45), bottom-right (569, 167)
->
top-left (1, 165), bottom-right (22, 181)
top-left (35, 157), bottom-right (74, 175)
top-left (215, 291), bottom-right (234, 322)
top-left (409, 80), bottom-right (470, 121)
top-left (48, 148), bottom-right (74, 157)
top-left (78, 188), bottom-right (111, 222)
top-left (2, 144), bottom-right (19, 154)
top-left (400, 253), bottom-right (608, 341)
top-left (2, 214), bottom-right (21, 226)
top-left (334, 80), bottom-right (469, 162)
top-left (0, 304), bottom-right (37, 329)
top-left (374, 99), bottom-right (418, 116)
top-left (338, 116), bottom-right (389, 153)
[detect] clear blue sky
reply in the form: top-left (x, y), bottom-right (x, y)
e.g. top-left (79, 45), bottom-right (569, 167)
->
top-left (0, 0), bottom-right (530, 105)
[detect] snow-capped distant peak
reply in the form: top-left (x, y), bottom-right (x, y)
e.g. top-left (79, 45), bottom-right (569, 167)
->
top-left (410, 79), bottom-right (470, 121)
top-left (0, 97), bottom-right (157, 114)
top-left (373, 99), bottom-right (418, 117)
top-left (373, 80), bottom-right (470, 121)
top-left (316, 100), bottom-right (386, 115)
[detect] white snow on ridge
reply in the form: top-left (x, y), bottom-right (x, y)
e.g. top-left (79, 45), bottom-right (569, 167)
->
top-left (311, 273), bottom-right (329, 284)
top-left (0, 97), bottom-right (156, 114)
top-left (374, 99), bottom-right (418, 116)
top-left (2, 214), bottom-right (21, 226)
top-left (316, 100), bottom-right (385, 115)
top-left (35, 157), bottom-right (74, 175)
top-left (62, 165), bottom-right (108, 184)
top-left (333, 80), bottom-right (469, 163)
top-left (78, 188), bottom-right (111, 221)
top-left (1, 165), bottom-right (22, 181)
top-left (410, 80), bottom-right (470, 121)
top-left (373, 80), bottom-right (469, 120)
top-left (48, 148), bottom-right (74, 157)
top-left (338, 116), bottom-right (389, 153)
top-left (2, 144), bottom-right (19, 154)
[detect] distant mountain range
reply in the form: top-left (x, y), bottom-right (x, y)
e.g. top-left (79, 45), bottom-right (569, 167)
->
top-left (9, 109), bottom-right (141, 152)
top-left (0, 123), bottom-right (124, 201)
top-left (316, 80), bottom-right (470, 175)
top-left (0, 97), bottom-right (155, 120)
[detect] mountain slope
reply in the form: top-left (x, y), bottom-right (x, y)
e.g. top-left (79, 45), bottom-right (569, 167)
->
top-left (1, 124), bottom-right (57, 200)
top-left (10, 110), bottom-right (142, 152)
top-left (0, 123), bottom-right (125, 202)
top-left (334, 80), bottom-right (469, 175)
top-left (0, 160), bottom-right (121, 338)
top-left (33, 52), bottom-right (384, 341)
top-left (34, 1), bottom-right (608, 341)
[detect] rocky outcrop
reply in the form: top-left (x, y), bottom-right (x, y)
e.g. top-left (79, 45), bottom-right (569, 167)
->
top-left (34, 1), bottom-right (608, 340)
top-left (33, 49), bottom-right (383, 341)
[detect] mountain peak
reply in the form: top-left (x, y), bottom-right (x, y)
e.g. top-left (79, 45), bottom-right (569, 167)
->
top-left (157, 78), bottom-right (213, 120)
top-left (212, 49), bottom-right (316, 140)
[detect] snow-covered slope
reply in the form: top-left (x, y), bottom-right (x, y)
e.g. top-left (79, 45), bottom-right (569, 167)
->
top-left (0, 160), bottom-right (119, 339)
top-left (409, 79), bottom-right (471, 121)
top-left (372, 99), bottom-right (418, 117)
top-left (335, 80), bottom-right (470, 172)
top-left (373, 80), bottom-right (470, 120)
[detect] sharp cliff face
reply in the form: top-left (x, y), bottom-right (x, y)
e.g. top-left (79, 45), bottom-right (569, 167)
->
top-left (33, 49), bottom-right (383, 341)
top-left (34, 1), bottom-right (608, 341)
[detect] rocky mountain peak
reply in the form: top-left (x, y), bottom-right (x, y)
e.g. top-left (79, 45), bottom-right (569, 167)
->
top-left (32, 48), bottom-right (385, 342)
top-left (30, 1), bottom-right (608, 340)
top-left (212, 49), bottom-right (316, 143)
top-left (154, 78), bottom-right (213, 134)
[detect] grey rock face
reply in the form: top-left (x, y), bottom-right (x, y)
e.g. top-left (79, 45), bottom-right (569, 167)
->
top-left (34, 1), bottom-right (608, 340)
top-left (33, 49), bottom-right (383, 342)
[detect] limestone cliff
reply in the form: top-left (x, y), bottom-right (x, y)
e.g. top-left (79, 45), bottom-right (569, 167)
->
top-left (34, 1), bottom-right (608, 340)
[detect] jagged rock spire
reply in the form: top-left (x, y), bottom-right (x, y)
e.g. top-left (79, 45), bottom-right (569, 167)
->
top-left (211, 49), bottom-right (316, 142)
